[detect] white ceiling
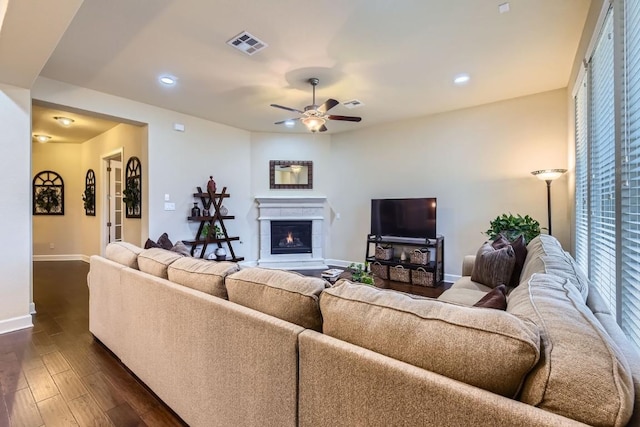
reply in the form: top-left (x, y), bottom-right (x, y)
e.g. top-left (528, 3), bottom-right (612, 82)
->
top-left (35, 0), bottom-right (591, 135)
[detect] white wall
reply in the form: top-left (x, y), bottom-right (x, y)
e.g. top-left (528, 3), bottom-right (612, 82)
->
top-left (0, 83), bottom-right (33, 333)
top-left (33, 77), bottom-right (252, 260)
top-left (329, 89), bottom-right (569, 276)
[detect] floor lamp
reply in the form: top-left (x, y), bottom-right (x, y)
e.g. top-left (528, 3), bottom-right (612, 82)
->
top-left (531, 169), bottom-right (567, 236)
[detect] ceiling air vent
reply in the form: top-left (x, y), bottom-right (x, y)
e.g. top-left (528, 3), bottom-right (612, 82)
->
top-left (227, 31), bottom-right (268, 56)
top-left (343, 99), bottom-right (364, 109)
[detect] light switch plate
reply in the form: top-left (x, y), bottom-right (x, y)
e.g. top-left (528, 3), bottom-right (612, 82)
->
top-left (164, 202), bottom-right (176, 211)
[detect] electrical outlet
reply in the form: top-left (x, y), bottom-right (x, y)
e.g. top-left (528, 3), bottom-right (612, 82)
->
top-left (49, 243), bottom-right (55, 249)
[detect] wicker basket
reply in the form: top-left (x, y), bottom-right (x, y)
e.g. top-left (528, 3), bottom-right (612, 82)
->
top-left (389, 265), bottom-right (411, 283)
top-left (370, 261), bottom-right (389, 279)
top-left (375, 245), bottom-right (394, 260)
top-left (409, 248), bottom-right (430, 265)
top-left (412, 267), bottom-right (435, 287)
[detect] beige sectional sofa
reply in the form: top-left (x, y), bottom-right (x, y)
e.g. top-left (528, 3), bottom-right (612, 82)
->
top-left (88, 235), bottom-right (640, 426)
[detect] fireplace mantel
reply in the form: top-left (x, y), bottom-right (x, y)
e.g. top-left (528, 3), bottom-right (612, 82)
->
top-left (255, 195), bottom-right (328, 270)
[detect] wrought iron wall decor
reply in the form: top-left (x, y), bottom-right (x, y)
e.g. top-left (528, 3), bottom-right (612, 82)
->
top-left (83, 169), bottom-right (96, 216)
top-left (33, 170), bottom-right (64, 215)
top-left (123, 156), bottom-right (142, 218)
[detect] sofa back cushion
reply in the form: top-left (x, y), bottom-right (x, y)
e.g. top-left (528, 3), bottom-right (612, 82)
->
top-left (168, 258), bottom-right (239, 299)
top-left (137, 248), bottom-right (183, 279)
top-left (507, 273), bottom-right (634, 426)
top-left (320, 280), bottom-right (540, 398)
top-left (105, 241), bottom-right (143, 269)
top-left (225, 268), bottom-right (327, 331)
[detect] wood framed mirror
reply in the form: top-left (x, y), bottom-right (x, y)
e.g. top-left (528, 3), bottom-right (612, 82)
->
top-left (269, 160), bottom-right (313, 189)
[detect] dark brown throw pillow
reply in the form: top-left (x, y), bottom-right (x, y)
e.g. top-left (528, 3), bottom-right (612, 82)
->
top-left (471, 242), bottom-right (516, 288)
top-left (144, 238), bottom-right (161, 249)
top-left (157, 232), bottom-right (173, 250)
top-left (474, 285), bottom-right (507, 310)
top-left (492, 234), bottom-right (527, 287)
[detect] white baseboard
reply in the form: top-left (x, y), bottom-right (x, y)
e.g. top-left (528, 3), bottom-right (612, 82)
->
top-left (29, 302), bottom-right (36, 314)
top-left (33, 254), bottom-right (89, 263)
top-left (444, 273), bottom-right (461, 283)
top-left (0, 314), bottom-right (33, 335)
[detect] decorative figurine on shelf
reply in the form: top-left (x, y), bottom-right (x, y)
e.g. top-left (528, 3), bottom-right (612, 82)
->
top-left (191, 202), bottom-right (201, 217)
top-left (203, 208), bottom-right (210, 217)
top-left (219, 205), bottom-right (228, 216)
top-left (207, 176), bottom-right (217, 196)
top-left (215, 247), bottom-right (227, 261)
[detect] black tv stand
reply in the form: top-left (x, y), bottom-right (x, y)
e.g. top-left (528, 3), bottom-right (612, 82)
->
top-left (365, 234), bottom-right (444, 285)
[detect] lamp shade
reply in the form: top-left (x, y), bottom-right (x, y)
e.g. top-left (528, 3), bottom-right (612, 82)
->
top-left (302, 116), bottom-right (325, 132)
top-left (531, 169), bottom-right (567, 181)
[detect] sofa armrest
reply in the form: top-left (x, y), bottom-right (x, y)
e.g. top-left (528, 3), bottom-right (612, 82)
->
top-left (462, 255), bottom-right (476, 276)
top-left (298, 330), bottom-right (586, 426)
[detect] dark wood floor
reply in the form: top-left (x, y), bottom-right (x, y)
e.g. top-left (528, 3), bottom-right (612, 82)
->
top-left (0, 261), bottom-right (186, 427)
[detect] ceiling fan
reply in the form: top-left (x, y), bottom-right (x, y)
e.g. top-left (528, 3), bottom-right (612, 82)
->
top-left (270, 78), bottom-right (362, 132)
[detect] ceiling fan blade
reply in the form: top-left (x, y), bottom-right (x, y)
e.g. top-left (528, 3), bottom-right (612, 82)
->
top-left (317, 99), bottom-right (339, 113)
top-left (270, 104), bottom-right (304, 114)
top-left (327, 115), bottom-right (362, 122)
top-left (274, 118), bottom-right (300, 125)
top-left (318, 124), bottom-right (328, 132)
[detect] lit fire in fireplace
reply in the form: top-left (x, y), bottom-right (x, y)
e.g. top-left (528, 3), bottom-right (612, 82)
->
top-left (286, 232), bottom-right (294, 244)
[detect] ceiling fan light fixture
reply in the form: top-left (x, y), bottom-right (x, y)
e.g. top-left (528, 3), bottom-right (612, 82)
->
top-left (302, 116), bottom-right (325, 132)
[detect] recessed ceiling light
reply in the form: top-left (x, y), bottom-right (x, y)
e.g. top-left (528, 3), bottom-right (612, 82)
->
top-left (284, 120), bottom-right (296, 128)
top-left (34, 134), bottom-right (51, 143)
top-left (159, 75), bottom-right (177, 86)
top-left (498, 2), bottom-right (510, 14)
top-left (54, 116), bottom-right (74, 126)
top-left (454, 74), bottom-right (471, 85)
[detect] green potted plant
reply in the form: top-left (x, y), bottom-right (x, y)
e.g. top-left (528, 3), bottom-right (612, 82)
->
top-left (201, 224), bottom-right (223, 239)
top-left (122, 177), bottom-right (140, 213)
top-left (348, 262), bottom-right (375, 285)
top-left (82, 187), bottom-right (94, 211)
top-left (35, 187), bottom-right (61, 213)
top-left (485, 213), bottom-right (542, 243)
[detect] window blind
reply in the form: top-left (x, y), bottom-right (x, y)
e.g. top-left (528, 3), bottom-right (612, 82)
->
top-left (589, 10), bottom-right (616, 314)
top-left (621, 0), bottom-right (640, 349)
top-left (575, 75), bottom-right (589, 272)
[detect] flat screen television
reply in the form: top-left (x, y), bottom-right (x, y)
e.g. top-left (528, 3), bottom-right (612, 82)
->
top-left (370, 198), bottom-right (437, 239)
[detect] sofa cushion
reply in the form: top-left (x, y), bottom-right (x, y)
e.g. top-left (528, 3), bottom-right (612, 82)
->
top-left (507, 273), bottom-right (634, 427)
top-left (470, 242), bottom-right (516, 288)
top-left (449, 276), bottom-right (493, 293)
top-left (492, 234), bottom-right (527, 287)
top-left (321, 280), bottom-right (540, 398)
top-left (137, 248), bottom-right (183, 279)
top-left (105, 241), bottom-right (143, 269)
top-left (225, 268), bottom-right (328, 331)
top-left (168, 257), bottom-right (238, 299)
top-left (519, 234), bottom-right (566, 283)
top-left (436, 288), bottom-right (487, 306)
top-left (540, 254), bottom-right (589, 302)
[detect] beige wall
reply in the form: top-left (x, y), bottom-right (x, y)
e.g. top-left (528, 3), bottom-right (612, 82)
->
top-left (0, 84), bottom-right (33, 333)
top-left (329, 89), bottom-right (569, 276)
top-left (80, 123), bottom-right (146, 254)
top-left (32, 142), bottom-right (83, 256)
top-left (33, 77), bottom-right (252, 261)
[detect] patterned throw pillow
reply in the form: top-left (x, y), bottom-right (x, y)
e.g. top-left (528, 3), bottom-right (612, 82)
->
top-left (492, 234), bottom-right (528, 287)
top-left (474, 284), bottom-right (507, 310)
top-left (471, 242), bottom-right (516, 288)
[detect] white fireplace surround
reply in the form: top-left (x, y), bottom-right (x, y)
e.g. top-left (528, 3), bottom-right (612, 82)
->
top-left (256, 196), bottom-right (328, 270)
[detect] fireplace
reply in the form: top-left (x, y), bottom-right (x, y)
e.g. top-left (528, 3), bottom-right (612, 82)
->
top-left (271, 220), bottom-right (312, 255)
top-left (255, 196), bottom-right (328, 270)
